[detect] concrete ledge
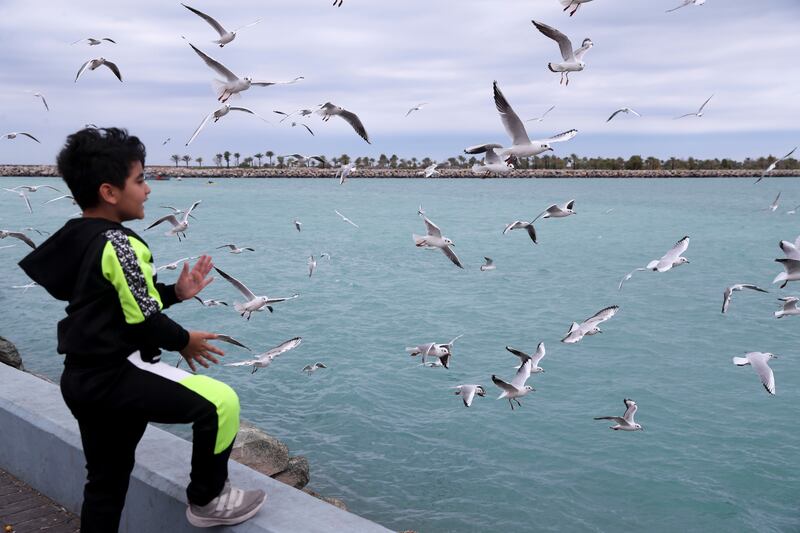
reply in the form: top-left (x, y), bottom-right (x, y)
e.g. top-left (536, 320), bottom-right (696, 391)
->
top-left (0, 363), bottom-right (391, 532)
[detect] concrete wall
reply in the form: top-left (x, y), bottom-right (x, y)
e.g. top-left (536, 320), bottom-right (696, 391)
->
top-left (0, 363), bottom-right (391, 532)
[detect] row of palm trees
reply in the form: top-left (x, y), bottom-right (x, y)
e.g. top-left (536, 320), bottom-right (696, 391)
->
top-left (168, 152), bottom-right (799, 171)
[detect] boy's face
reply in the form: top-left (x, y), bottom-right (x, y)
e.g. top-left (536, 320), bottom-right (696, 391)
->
top-left (113, 161), bottom-right (150, 221)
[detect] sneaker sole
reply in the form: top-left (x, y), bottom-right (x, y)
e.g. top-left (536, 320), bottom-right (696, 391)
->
top-left (186, 493), bottom-right (268, 528)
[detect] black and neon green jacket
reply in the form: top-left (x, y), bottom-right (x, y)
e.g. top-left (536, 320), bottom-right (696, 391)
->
top-left (19, 217), bottom-right (189, 364)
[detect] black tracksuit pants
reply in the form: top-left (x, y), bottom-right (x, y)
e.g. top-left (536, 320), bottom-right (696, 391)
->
top-left (60, 352), bottom-right (240, 533)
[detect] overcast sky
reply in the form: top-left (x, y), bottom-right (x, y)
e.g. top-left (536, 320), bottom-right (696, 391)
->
top-left (0, 0), bottom-right (798, 165)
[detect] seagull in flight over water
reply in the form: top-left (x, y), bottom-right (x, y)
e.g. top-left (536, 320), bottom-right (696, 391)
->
top-left (413, 215), bottom-right (463, 268)
top-left (594, 399), bottom-right (643, 431)
top-left (453, 384), bottom-right (486, 407)
top-left (721, 284), bottom-right (768, 314)
top-left (334, 209), bottom-right (359, 228)
top-left (619, 236), bottom-right (690, 290)
top-left (732, 352), bottom-right (777, 395)
top-left (225, 337), bottom-right (302, 374)
top-left (317, 103), bottom-right (371, 144)
top-left (531, 20), bottom-right (593, 85)
top-left (492, 359), bottom-right (535, 410)
top-left (145, 200), bottom-right (201, 241)
top-left (214, 266), bottom-right (298, 320)
top-left (755, 147), bottom-right (797, 184)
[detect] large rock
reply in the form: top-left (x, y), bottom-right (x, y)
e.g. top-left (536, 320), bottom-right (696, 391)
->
top-left (229, 422), bottom-right (289, 476)
top-left (272, 455), bottom-right (309, 490)
top-left (302, 488), bottom-right (348, 511)
top-left (0, 336), bottom-right (24, 370)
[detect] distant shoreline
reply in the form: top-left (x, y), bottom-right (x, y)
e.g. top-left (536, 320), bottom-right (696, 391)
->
top-left (1, 164), bottom-right (798, 179)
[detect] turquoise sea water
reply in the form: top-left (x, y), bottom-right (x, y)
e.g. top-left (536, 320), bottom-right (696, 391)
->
top-left (1, 177), bottom-right (799, 532)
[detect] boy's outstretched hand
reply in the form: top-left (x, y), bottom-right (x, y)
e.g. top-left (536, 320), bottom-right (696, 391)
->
top-left (175, 255), bottom-right (214, 301)
top-left (180, 331), bottom-right (225, 372)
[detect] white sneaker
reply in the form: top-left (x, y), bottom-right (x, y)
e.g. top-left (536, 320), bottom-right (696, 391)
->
top-left (186, 481), bottom-right (267, 528)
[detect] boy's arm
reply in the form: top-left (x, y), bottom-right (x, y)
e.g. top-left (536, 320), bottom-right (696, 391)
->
top-left (100, 230), bottom-right (189, 351)
top-left (155, 282), bottom-right (181, 309)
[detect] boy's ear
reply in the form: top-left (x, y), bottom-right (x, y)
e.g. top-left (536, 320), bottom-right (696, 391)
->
top-left (98, 183), bottom-right (120, 205)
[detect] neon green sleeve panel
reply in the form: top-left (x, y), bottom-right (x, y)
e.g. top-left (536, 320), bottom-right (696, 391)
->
top-left (180, 375), bottom-right (241, 454)
top-left (101, 231), bottom-right (164, 324)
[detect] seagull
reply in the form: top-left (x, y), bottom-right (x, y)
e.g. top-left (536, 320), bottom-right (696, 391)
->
top-left (188, 42), bottom-right (303, 103)
top-left (334, 210), bottom-right (359, 228)
top-left (286, 154), bottom-right (326, 167)
top-left (31, 92), bottom-right (49, 112)
top-left (144, 200), bottom-right (201, 241)
top-left (480, 257), bottom-right (496, 271)
top-left (162, 137), bottom-right (171, 145)
top-left (42, 194), bottom-right (76, 206)
top-left (294, 219), bottom-right (302, 232)
top-left (774, 297), bottom-right (800, 319)
top-left (406, 335), bottom-right (463, 369)
top-left (467, 144), bottom-right (515, 176)
top-left (492, 359), bottom-right (535, 410)
top-left (194, 296), bottom-right (228, 307)
top-left (532, 199), bottom-right (576, 222)
top-left (0, 230), bottom-right (36, 249)
top-left (273, 108), bottom-right (314, 122)
top-left (785, 205), bottom-right (800, 215)
top-left (531, 21), bottom-right (593, 85)
top-left (22, 227), bottom-right (49, 236)
top-left (2, 132), bottom-right (40, 143)
top-left (405, 102), bottom-right (429, 117)
top-left (561, 305), bottom-right (619, 344)
top-left (619, 236), bottom-right (690, 290)
top-left (721, 284), bottom-right (768, 314)
top-left (308, 255), bottom-right (316, 278)
top-left (181, 4), bottom-right (261, 47)
top-left (176, 333), bottom-right (251, 369)
top-left (503, 219), bottom-right (537, 244)
top-left (779, 236), bottom-right (800, 260)
top-left (216, 244), bottom-right (255, 254)
top-left (483, 82), bottom-right (577, 164)
top-left (732, 352), bottom-right (777, 395)
top-left (674, 94), bottom-right (713, 119)
top-left (320, 252), bottom-right (331, 260)
top-left (302, 362), bottom-right (327, 374)
top-left (505, 343), bottom-right (546, 373)
top-left (3, 189), bottom-right (33, 213)
top-left (333, 0), bottom-right (343, 6)
top-left (75, 58), bottom-right (122, 82)
top-left (453, 384), bottom-right (486, 407)
top-left (214, 266), bottom-right (298, 320)
top-left (160, 204), bottom-right (198, 220)
top-left (225, 337), bottom-right (302, 374)
top-left (594, 399), bottom-right (643, 431)
top-left (420, 163), bottom-right (440, 178)
top-left (71, 37), bottom-right (116, 46)
top-left (526, 105), bottom-right (556, 123)
top-left (773, 258), bottom-right (800, 288)
top-left (766, 192), bottom-right (781, 212)
top-left (317, 103), bottom-right (370, 144)
top-left (606, 107), bottom-right (641, 122)
top-left (156, 256), bottom-right (199, 272)
top-left (11, 184), bottom-right (60, 193)
top-left (413, 215), bottom-right (462, 268)
top-left (336, 162), bottom-right (356, 184)
top-left (12, 282), bottom-right (39, 293)
top-left (756, 147), bottom-right (797, 183)
top-left (558, 0), bottom-right (595, 16)
top-left (666, 0), bottom-right (706, 13)
top-left (186, 103), bottom-right (270, 146)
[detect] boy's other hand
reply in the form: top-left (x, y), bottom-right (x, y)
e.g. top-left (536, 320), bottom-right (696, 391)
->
top-left (180, 331), bottom-right (225, 372)
top-left (175, 255), bottom-right (214, 301)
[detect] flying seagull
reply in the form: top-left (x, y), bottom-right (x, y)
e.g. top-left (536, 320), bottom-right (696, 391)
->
top-left (317, 103), bottom-right (371, 144)
top-left (225, 337), bottom-right (302, 374)
top-left (308, 255), bottom-right (316, 278)
top-left (773, 258), bottom-right (800, 288)
top-left (156, 256), bottom-right (199, 272)
top-left (755, 147), bottom-right (797, 184)
top-left (194, 297), bottom-right (228, 307)
top-left (675, 94), bottom-right (713, 119)
top-left (75, 58), bottom-right (122, 82)
top-left (71, 37), bottom-right (116, 46)
top-left (10, 185), bottom-right (60, 193)
top-left (302, 362), bottom-right (327, 374)
top-left (531, 20), bottom-right (593, 85)
top-left (606, 107), bottom-right (641, 122)
top-left (467, 144), bottom-right (515, 176)
top-left (561, 305), bottom-right (619, 344)
top-left (503, 219), bottom-right (537, 244)
top-left (558, 0), bottom-right (595, 16)
top-left (213, 266), bottom-right (298, 320)
top-left (216, 244), bottom-right (255, 254)
top-left (31, 92), bottom-right (49, 111)
top-left (334, 209), bottom-right (359, 228)
top-left (594, 399), bottom-right (643, 431)
top-left (0, 230), bottom-right (36, 249)
top-left (273, 108), bottom-right (314, 122)
top-left (406, 335), bottom-right (463, 369)
top-left (294, 219), bottom-right (302, 232)
top-left (145, 200), bottom-right (201, 241)
top-left (732, 352), bottom-right (777, 395)
top-left (188, 42), bottom-right (303, 103)
top-left (405, 102), bottom-right (429, 117)
top-left (186, 103), bottom-right (270, 146)
top-left (2, 132), bottom-right (40, 143)
top-left (480, 257), bottom-right (496, 271)
top-left (766, 192), bottom-right (781, 212)
top-left (525, 105), bottom-right (555, 123)
top-left (619, 236), bottom-right (690, 290)
top-left (420, 163), bottom-right (440, 178)
top-left (666, 0), bottom-right (706, 13)
top-left (505, 343), bottom-right (546, 373)
top-left (2, 188), bottom-right (33, 213)
top-left (453, 384), bottom-right (486, 407)
top-left (774, 297), bottom-right (800, 319)
top-left (532, 199), bottom-right (576, 222)
top-left (721, 284), bottom-right (768, 314)
top-left (181, 3), bottom-right (261, 47)
top-left (413, 215), bottom-right (462, 268)
top-left (492, 359), bottom-right (535, 410)
top-left (290, 122), bottom-right (314, 136)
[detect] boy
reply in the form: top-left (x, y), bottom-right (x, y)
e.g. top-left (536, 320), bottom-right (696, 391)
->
top-left (18, 127), bottom-right (267, 532)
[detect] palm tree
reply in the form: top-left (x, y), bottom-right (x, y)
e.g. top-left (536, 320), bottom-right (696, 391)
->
top-left (170, 154), bottom-right (180, 167)
top-left (195, 156), bottom-right (203, 167)
top-left (181, 155), bottom-right (191, 167)
top-left (276, 155), bottom-right (285, 168)
top-left (254, 153), bottom-right (263, 167)
top-left (234, 152), bottom-right (241, 166)
top-left (223, 151), bottom-right (231, 168)
top-left (339, 154), bottom-right (351, 165)
top-left (214, 153), bottom-right (223, 167)
top-left (265, 150), bottom-right (274, 166)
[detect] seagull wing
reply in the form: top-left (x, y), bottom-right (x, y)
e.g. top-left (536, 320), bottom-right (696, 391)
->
top-left (491, 374), bottom-right (516, 393)
top-left (74, 59), bottom-right (93, 82)
top-left (594, 416), bottom-right (626, 424)
top-left (464, 143), bottom-right (504, 155)
top-left (232, 19), bottom-right (262, 33)
top-left (748, 353), bottom-right (776, 394)
top-left (531, 20), bottom-right (574, 62)
top-left (102, 61), bottom-right (123, 82)
top-left (337, 109), bottom-right (370, 144)
top-left (542, 129), bottom-right (578, 144)
top-left (216, 334), bottom-right (251, 351)
top-left (145, 214), bottom-right (180, 230)
top-left (697, 94), bottom-right (714, 113)
top-left (422, 216), bottom-right (442, 237)
top-left (185, 111), bottom-right (213, 146)
top-left (183, 200), bottom-right (202, 223)
top-left (462, 386), bottom-right (476, 407)
top-left (493, 81), bottom-right (530, 146)
top-left (441, 246), bottom-right (464, 269)
top-left (229, 106), bottom-right (270, 123)
top-left (606, 109), bottom-right (624, 122)
top-left (213, 266), bottom-right (257, 300)
top-left (740, 284), bottom-right (768, 293)
top-left (503, 221), bottom-right (526, 235)
top-left (182, 4), bottom-right (228, 37)
top-left (584, 305), bottom-right (619, 326)
top-left (6, 231), bottom-right (36, 249)
top-left (510, 359), bottom-right (532, 389)
top-left (657, 235), bottom-right (689, 271)
top-left (188, 43), bottom-right (238, 81)
top-left (666, 0), bottom-right (692, 12)
top-left (622, 399), bottom-right (638, 423)
top-left (250, 76), bottom-right (304, 87)
top-left (721, 287), bottom-right (733, 314)
top-left (505, 346), bottom-right (531, 362)
top-left (36, 94), bottom-right (49, 111)
top-left (18, 133), bottom-right (40, 143)
top-left (260, 337), bottom-right (302, 360)
top-left (224, 360), bottom-right (256, 367)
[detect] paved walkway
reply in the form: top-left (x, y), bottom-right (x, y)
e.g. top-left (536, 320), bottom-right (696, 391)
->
top-left (0, 468), bottom-right (79, 532)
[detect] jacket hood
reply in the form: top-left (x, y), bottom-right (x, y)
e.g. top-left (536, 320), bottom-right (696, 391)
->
top-left (18, 217), bottom-right (123, 301)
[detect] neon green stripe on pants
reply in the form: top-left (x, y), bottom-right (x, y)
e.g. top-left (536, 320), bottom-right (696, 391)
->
top-left (179, 374), bottom-right (240, 454)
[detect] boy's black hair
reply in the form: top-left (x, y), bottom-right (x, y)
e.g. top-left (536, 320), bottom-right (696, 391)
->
top-left (56, 127), bottom-right (146, 210)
